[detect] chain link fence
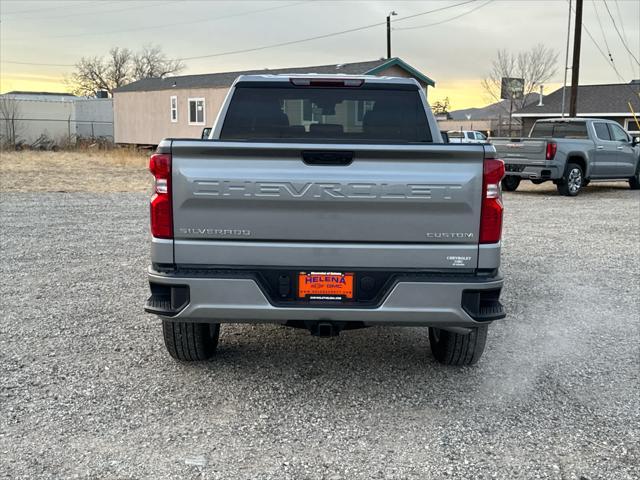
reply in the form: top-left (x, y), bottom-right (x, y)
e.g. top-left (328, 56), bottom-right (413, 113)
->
top-left (1, 117), bottom-right (114, 150)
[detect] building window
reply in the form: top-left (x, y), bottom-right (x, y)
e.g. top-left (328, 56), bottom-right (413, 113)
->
top-left (624, 119), bottom-right (633, 131)
top-left (170, 96), bottom-right (178, 123)
top-left (188, 98), bottom-right (205, 125)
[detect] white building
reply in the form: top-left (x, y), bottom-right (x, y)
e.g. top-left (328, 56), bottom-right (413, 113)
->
top-left (0, 91), bottom-right (113, 146)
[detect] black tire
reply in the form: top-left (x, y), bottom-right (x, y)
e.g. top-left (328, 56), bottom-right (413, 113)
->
top-left (429, 325), bottom-right (488, 366)
top-left (557, 163), bottom-right (584, 196)
top-left (629, 164), bottom-right (640, 190)
top-left (162, 320), bottom-right (220, 361)
top-left (501, 176), bottom-right (521, 192)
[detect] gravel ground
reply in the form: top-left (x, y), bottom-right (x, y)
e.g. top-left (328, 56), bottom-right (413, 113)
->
top-left (1, 182), bottom-right (639, 479)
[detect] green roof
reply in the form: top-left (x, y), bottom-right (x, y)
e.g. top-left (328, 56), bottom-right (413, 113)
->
top-left (364, 57), bottom-right (436, 87)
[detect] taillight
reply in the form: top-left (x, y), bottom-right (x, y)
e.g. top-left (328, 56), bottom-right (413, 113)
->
top-left (479, 157), bottom-right (505, 244)
top-left (546, 142), bottom-right (557, 160)
top-left (149, 153), bottom-right (172, 239)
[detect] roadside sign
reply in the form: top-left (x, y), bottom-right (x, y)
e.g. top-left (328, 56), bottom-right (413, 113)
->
top-left (500, 77), bottom-right (524, 100)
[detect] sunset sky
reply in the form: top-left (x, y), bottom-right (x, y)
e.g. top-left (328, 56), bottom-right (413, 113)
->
top-left (1, 0), bottom-right (639, 110)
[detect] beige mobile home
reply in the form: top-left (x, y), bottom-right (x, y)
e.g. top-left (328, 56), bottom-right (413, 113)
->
top-left (112, 58), bottom-right (435, 145)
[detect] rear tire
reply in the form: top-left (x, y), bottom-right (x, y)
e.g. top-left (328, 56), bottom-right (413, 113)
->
top-left (557, 163), bottom-right (583, 196)
top-left (501, 176), bottom-right (521, 192)
top-left (429, 325), bottom-right (488, 366)
top-left (629, 164), bottom-right (640, 190)
top-left (162, 320), bottom-right (220, 361)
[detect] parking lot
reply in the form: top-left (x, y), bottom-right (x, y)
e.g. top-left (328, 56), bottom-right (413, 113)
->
top-left (1, 179), bottom-right (639, 479)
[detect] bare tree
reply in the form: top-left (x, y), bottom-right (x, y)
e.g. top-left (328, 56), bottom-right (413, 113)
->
top-left (69, 45), bottom-right (183, 97)
top-left (132, 45), bottom-right (184, 80)
top-left (0, 96), bottom-right (22, 148)
top-left (482, 44), bottom-right (559, 111)
top-left (69, 48), bottom-right (131, 96)
top-left (110, 47), bottom-right (133, 88)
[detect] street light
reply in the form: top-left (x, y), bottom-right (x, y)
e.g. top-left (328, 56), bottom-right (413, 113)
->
top-left (387, 11), bottom-right (397, 59)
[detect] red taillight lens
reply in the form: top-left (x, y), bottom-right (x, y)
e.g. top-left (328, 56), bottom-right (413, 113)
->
top-left (546, 142), bottom-right (557, 160)
top-left (480, 158), bottom-right (505, 244)
top-left (149, 153), bottom-right (172, 239)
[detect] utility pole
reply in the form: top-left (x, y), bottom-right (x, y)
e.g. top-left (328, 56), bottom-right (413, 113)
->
top-left (569, 0), bottom-right (583, 117)
top-left (386, 11), bottom-right (397, 59)
top-left (508, 97), bottom-right (514, 136)
top-left (560, 0), bottom-right (572, 117)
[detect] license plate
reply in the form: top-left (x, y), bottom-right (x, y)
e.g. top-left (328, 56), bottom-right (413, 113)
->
top-left (297, 271), bottom-right (354, 300)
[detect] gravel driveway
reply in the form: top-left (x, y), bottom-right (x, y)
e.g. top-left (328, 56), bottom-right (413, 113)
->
top-left (1, 183), bottom-right (639, 479)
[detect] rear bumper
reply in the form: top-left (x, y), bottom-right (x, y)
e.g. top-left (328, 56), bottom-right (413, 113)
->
top-left (504, 162), bottom-right (562, 180)
top-left (145, 268), bottom-right (505, 331)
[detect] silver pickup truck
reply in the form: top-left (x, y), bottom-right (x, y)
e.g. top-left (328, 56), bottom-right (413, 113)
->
top-left (144, 74), bottom-right (506, 366)
top-left (492, 118), bottom-right (640, 196)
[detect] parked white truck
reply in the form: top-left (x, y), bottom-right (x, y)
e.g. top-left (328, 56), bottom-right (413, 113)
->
top-left (144, 74), bottom-right (507, 365)
top-left (448, 130), bottom-right (489, 144)
top-left (492, 118), bottom-right (640, 196)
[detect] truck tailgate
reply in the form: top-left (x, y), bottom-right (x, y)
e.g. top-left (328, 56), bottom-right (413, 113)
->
top-left (492, 138), bottom-right (547, 163)
top-left (170, 141), bottom-right (486, 269)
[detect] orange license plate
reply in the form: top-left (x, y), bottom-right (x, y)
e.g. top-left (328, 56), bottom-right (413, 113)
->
top-left (298, 272), bottom-right (354, 300)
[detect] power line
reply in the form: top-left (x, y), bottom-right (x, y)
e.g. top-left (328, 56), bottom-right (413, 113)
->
top-left (50, 1), bottom-right (306, 38)
top-left (395, 0), bottom-right (493, 31)
top-left (613, 0), bottom-right (636, 75)
top-left (568, 1), bottom-right (639, 98)
top-left (602, 0), bottom-right (640, 67)
top-left (177, 0), bottom-right (478, 62)
top-left (1, 2), bottom-right (304, 66)
top-left (2, 0), bottom-right (482, 68)
top-left (583, 23), bottom-right (627, 83)
top-left (0, 1), bottom-right (96, 16)
top-left (567, 1), bottom-right (624, 82)
top-left (613, 0), bottom-right (630, 43)
top-left (0, 60), bottom-right (75, 67)
top-left (4, 0), bottom-right (180, 21)
top-left (590, 0), bottom-right (613, 63)
top-left (178, 22), bottom-right (384, 62)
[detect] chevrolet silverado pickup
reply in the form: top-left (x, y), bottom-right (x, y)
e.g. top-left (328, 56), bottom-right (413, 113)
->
top-left (144, 74), bottom-right (506, 366)
top-left (492, 118), bottom-right (640, 196)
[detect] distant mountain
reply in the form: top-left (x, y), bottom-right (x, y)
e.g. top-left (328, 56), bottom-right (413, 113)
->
top-left (448, 94), bottom-right (538, 120)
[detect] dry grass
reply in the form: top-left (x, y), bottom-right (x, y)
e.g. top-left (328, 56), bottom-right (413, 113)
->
top-left (0, 148), bottom-right (151, 193)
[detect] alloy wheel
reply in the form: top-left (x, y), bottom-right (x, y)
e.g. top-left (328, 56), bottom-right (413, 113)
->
top-left (568, 168), bottom-right (582, 194)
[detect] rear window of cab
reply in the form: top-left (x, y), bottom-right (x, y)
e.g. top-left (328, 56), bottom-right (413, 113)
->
top-left (220, 84), bottom-right (432, 143)
top-left (530, 121), bottom-right (589, 139)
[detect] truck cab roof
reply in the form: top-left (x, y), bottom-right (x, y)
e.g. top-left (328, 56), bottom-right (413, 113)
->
top-left (232, 73), bottom-right (422, 88)
top-left (535, 117), bottom-right (616, 123)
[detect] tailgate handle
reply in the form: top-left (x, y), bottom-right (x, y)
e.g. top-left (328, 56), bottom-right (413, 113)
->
top-left (302, 150), bottom-right (354, 166)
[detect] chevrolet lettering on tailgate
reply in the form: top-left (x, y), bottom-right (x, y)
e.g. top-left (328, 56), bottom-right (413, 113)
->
top-left (193, 180), bottom-right (464, 201)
